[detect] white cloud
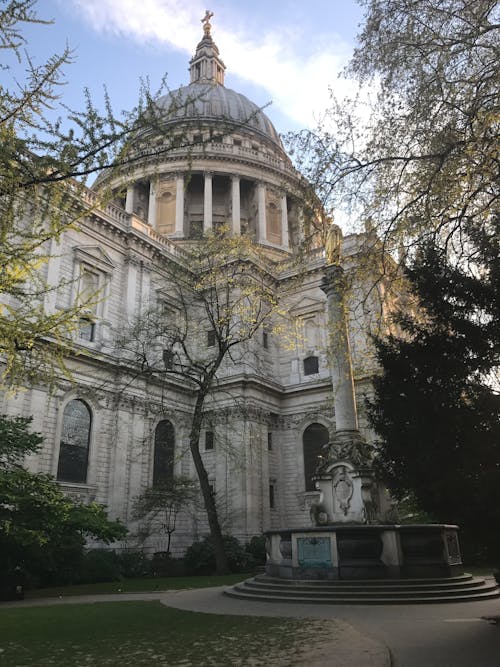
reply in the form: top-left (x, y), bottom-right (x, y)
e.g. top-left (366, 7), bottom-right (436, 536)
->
top-left (70, 0), bottom-right (359, 128)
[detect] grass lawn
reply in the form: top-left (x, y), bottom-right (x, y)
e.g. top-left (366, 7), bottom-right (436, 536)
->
top-left (25, 573), bottom-right (251, 599)
top-left (0, 601), bottom-right (325, 666)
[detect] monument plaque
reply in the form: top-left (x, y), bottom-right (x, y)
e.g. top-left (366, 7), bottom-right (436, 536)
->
top-left (297, 536), bottom-right (332, 568)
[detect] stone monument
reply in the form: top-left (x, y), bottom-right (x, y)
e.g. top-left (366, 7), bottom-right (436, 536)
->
top-left (260, 222), bottom-right (466, 583)
top-left (311, 222), bottom-right (389, 526)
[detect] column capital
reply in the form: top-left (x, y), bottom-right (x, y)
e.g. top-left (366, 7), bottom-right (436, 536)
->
top-left (320, 265), bottom-right (347, 298)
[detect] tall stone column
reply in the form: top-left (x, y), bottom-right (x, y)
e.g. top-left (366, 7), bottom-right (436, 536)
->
top-left (125, 185), bottom-right (134, 214)
top-left (281, 194), bottom-right (289, 249)
top-left (311, 262), bottom-right (380, 525)
top-left (203, 171), bottom-right (213, 233)
top-left (175, 173), bottom-right (184, 236)
top-left (148, 180), bottom-right (157, 227)
top-left (321, 265), bottom-right (359, 434)
top-left (231, 175), bottom-right (241, 235)
top-left (257, 182), bottom-right (266, 242)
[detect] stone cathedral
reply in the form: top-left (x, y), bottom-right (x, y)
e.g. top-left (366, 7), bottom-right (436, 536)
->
top-left (1, 18), bottom-right (386, 554)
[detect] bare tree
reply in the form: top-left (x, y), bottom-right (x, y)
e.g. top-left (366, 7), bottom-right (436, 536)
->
top-left (116, 229), bottom-right (299, 573)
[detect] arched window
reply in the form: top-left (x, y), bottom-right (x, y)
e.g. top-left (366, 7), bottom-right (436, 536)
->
top-left (303, 423), bottom-right (329, 492)
top-left (57, 399), bottom-right (92, 484)
top-left (153, 420), bottom-right (175, 487)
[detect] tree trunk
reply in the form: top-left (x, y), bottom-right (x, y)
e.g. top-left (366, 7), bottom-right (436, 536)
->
top-left (189, 385), bottom-right (230, 574)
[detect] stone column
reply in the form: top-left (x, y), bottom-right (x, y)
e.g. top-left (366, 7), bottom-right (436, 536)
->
top-left (125, 185), bottom-right (134, 214)
top-left (321, 265), bottom-right (359, 433)
top-left (203, 171), bottom-right (213, 233)
top-left (231, 175), bottom-right (241, 235)
top-left (148, 180), bottom-right (157, 227)
top-left (175, 173), bottom-right (184, 236)
top-left (257, 182), bottom-right (266, 242)
top-left (281, 194), bottom-right (289, 248)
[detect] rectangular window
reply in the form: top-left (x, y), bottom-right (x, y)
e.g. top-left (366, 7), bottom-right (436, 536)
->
top-left (263, 330), bottom-right (269, 349)
top-left (79, 268), bottom-right (99, 315)
top-left (267, 432), bottom-right (273, 451)
top-left (233, 139), bottom-right (242, 147)
top-left (269, 483), bottom-right (276, 509)
top-left (303, 355), bottom-right (319, 375)
top-left (205, 430), bottom-right (214, 451)
top-left (78, 318), bottom-right (95, 342)
top-left (193, 134), bottom-right (203, 143)
top-left (207, 330), bottom-right (216, 347)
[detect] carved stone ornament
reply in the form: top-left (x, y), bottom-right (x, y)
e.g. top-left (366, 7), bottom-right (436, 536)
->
top-left (332, 466), bottom-right (354, 515)
top-left (327, 431), bottom-right (374, 467)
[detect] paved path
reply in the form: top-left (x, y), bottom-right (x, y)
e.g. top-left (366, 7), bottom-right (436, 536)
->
top-left (3, 585), bottom-right (500, 666)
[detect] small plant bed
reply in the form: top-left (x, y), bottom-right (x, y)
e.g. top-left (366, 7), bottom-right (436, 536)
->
top-left (0, 601), bottom-right (327, 666)
top-left (25, 573), bottom-right (251, 599)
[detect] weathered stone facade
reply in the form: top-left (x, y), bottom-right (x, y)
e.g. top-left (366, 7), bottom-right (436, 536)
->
top-left (0, 23), bottom-right (385, 555)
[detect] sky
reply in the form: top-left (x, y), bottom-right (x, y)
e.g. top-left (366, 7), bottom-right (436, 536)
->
top-left (13, 0), bottom-right (366, 135)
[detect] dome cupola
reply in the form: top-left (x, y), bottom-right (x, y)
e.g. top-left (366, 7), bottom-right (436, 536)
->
top-left (189, 10), bottom-right (226, 86)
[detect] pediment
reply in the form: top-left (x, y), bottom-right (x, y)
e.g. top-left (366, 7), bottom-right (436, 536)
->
top-left (73, 245), bottom-right (115, 272)
top-left (289, 295), bottom-right (325, 317)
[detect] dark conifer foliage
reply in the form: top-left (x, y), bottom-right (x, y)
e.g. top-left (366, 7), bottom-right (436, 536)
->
top-left (369, 218), bottom-right (500, 559)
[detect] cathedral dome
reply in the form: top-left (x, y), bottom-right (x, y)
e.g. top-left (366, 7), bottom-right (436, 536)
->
top-left (155, 83), bottom-right (282, 148)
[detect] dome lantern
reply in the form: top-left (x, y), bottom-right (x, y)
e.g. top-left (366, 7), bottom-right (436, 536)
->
top-left (189, 10), bottom-right (226, 86)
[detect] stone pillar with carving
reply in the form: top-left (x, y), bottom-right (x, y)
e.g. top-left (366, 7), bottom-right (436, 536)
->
top-left (322, 265), bottom-right (360, 435)
top-left (309, 260), bottom-right (387, 525)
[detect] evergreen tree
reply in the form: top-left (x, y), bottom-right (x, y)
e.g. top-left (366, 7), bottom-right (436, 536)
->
top-left (369, 218), bottom-right (500, 559)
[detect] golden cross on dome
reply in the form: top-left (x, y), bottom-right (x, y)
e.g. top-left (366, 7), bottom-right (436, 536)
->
top-left (201, 10), bottom-right (214, 36)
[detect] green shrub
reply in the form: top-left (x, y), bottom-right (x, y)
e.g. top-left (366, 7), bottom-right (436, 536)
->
top-left (245, 535), bottom-right (266, 564)
top-left (79, 550), bottom-right (122, 583)
top-left (118, 550), bottom-right (152, 578)
top-left (151, 552), bottom-right (187, 578)
top-left (184, 535), bottom-right (255, 575)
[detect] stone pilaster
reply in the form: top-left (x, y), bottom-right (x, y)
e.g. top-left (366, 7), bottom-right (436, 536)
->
top-left (281, 194), bottom-right (289, 249)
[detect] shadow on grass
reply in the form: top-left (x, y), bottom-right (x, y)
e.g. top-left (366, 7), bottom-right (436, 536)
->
top-left (25, 573), bottom-right (252, 599)
top-left (0, 600), bottom-right (321, 666)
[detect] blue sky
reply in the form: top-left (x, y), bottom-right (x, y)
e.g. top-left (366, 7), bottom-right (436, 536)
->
top-left (14, 0), bottom-right (365, 135)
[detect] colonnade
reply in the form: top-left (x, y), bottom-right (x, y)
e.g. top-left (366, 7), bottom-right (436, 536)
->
top-left (125, 172), bottom-right (290, 248)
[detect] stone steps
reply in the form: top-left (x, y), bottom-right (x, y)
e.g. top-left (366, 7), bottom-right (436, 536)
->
top-left (224, 574), bottom-right (500, 604)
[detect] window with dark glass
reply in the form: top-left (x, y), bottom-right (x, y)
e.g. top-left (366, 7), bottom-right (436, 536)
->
top-left (263, 330), bottom-right (269, 349)
top-left (153, 420), bottom-right (175, 487)
top-left (57, 399), bottom-right (92, 484)
top-left (269, 483), bottom-right (276, 509)
top-left (267, 432), bottom-right (273, 451)
top-left (207, 330), bottom-right (216, 347)
top-left (78, 318), bottom-right (95, 342)
top-left (205, 430), bottom-right (214, 451)
top-left (303, 355), bottom-right (319, 375)
top-left (303, 423), bottom-right (329, 492)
